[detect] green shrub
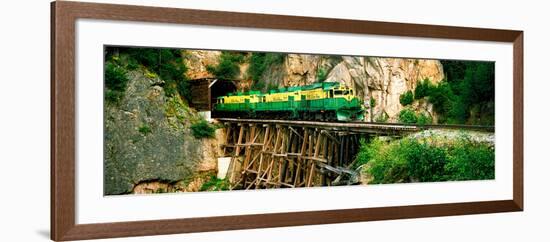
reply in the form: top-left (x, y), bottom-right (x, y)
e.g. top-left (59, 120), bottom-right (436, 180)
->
top-left (126, 48), bottom-right (161, 68)
top-left (357, 136), bottom-right (495, 184)
top-left (401, 139), bottom-right (447, 182)
top-left (126, 57), bottom-right (139, 70)
top-left (207, 52), bottom-right (246, 80)
top-left (428, 82), bottom-right (455, 116)
top-left (446, 98), bottom-right (468, 124)
top-left (247, 53), bottom-right (286, 82)
top-left (105, 47), bottom-right (191, 102)
top-left (267, 83), bottom-right (278, 90)
top-left (265, 53), bottom-right (286, 65)
top-left (370, 97), bottom-right (376, 107)
top-left (399, 90), bottom-right (414, 106)
top-left (191, 120), bottom-right (216, 138)
top-left (176, 79), bottom-right (191, 100)
top-left (398, 108), bottom-right (418, 124)
top-left (436, 61), bottom-right (494, 125)
top-left (398, 109), bottom-right (432, 125)
top-left (104, 62), bottom-right (129, 104)
top-left (248, 53), bottom-right (266, 82)
top-left (138, 124), bottom-right (151, 135)
top-left (200, 175), bottom-right (230, 191)
top-left (105, 89), bottom-right (124, 104)
top-left (357, 138), bottom-right (409, 184)
top-left (444, 138), bottom-right (495, 180)
top-left (414, 78), bottom-right (435, 100)
top-left (316, 67), bottom-right (328, 81)
top-left (154, 50), bottom-right (189, 99)
top-left (105, 62), bottom-right (128, 91)
top-left (417, 113), bottom-right (433, 125)
top-left (355, 138), bottom-right (382, 168)
top-left (252, 81), bottom-right (265, 90)
top-left (374, 112), bottom-right (388, 123)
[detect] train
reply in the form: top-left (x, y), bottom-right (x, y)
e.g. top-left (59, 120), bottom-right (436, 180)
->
top-left (213, 82), bottom-right (365, 121)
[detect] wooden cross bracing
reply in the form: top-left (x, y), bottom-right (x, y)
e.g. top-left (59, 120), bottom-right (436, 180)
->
top-left (222, 122), bottom-right (362, 190)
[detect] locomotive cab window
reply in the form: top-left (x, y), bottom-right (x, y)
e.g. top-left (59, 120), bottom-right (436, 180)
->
top-left (334, 90), bottom-right (349, 96)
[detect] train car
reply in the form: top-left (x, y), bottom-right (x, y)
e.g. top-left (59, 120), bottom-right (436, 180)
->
top-left (213, 82), bottom-right (365, 121)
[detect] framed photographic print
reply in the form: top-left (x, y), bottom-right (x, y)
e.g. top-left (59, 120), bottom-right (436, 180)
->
top-left (51, 1), bottom-right (523, 241)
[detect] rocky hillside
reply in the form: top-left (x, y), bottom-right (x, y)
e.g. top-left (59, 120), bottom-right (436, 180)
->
top-left (185, 51), bottom-right (444, 122)
top-left (104, 67), bottom-right (224, 195)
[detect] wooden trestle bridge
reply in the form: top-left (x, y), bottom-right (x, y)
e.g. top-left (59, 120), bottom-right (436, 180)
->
top-left (218, 118), bottom-right (495, 190)
top-left (218, 118), bottom-right (421, 190)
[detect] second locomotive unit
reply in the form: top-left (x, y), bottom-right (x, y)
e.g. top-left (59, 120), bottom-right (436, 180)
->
top-left (213, 82), bottom-right (365, 121)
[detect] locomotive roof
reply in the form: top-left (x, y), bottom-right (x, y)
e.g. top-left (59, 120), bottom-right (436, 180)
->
top-left (220, 81), bottom-right (343, 98)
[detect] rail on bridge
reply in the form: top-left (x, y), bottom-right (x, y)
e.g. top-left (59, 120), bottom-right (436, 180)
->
top-left (219, 119), bottom-right (417, 190)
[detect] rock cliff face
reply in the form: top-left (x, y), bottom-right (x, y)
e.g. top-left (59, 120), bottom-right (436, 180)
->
top-left (279, 55), bottom-right (445, 121)
top-left (184, 51), bottom-right (444, 122)
top-left (184, 50), bottom-right (221, 79)
top-left (104, 69), bottom-right (223, 195)
top-left (339, 57), bottom-right (444, 121)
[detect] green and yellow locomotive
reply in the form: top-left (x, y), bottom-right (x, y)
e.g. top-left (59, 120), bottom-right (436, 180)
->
top-left (213, 82), bottom-right (365, 121)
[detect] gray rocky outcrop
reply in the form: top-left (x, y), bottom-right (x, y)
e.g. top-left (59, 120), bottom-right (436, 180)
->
top-left (104, 69), bottom-right (221, 195)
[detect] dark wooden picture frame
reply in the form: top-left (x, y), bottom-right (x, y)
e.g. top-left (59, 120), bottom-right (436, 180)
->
top-left (51, 1), bottom-right (523, 241)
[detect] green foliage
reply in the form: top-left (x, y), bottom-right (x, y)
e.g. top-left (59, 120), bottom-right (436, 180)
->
top-left (154, 49), bottom-right (189, 98)
top-left (316, 67), bottom-right (328, 81)
top-left (252, 81), bottom-right (265, 90)
top-left (207, 51), bottom-right (246, 80)
top-left (200, 175), bottom-right (230, 191)
top-left (357, 138), bottom-right (409, 184)
top-left (105, 62), bottom-right (128, 91)
top-left (398, 109), bottom-right (432, 125)
top-left (468, 62), bottom-right (495, 104)
top-left (440, 60), bottom-right (467, 82)
top-left (104, 62), bottom-right (129, 104)
top-left (401, 139), bottom-right (448, 182)
top-left (398, 108), bottom-right (418, 124)
top-left (354, 138), bottom-right (382, 169)
top-left (431, 61), bottom-right (495, 124)
top-left (369, 97), bottom-right (376, 107)
top-left (447, 96), bottom-right (468, 124)
top-left (417, 113), bottom-right (433, 125)
top-left (356, 136), bottom-right (495, 184)
top-left (374, 112), bottom-right (388, 123)
top-left (138, 124), bottom-right (151, 135)
top-left (126, 57), bottom-right (139, 70)
top-left (105, 47), bottom-right (191, 102)
top-left (414, 78), bottom-right (435, 100)
top-left (444, 138), bottom-right (495, 180)
top-left (191, 120), bottom-right (216, 139)
top-left (399, 91), bottom-right (414, 106)
top-left (105, 90), bottom-right (124, 104)
top-left (267, 83), bottom-right (278, 90)
top-left (247, 52), bottom-right (286, 82)
top-left (164, 95), bottom-right (197, 130)
top-left (428, 82), bottom-right (456, 122)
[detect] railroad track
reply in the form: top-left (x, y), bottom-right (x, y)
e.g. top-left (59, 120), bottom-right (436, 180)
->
top-left (344, 121), bottom-right (495, 132)
top-left (216, 118), bottom-right (494, 133)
